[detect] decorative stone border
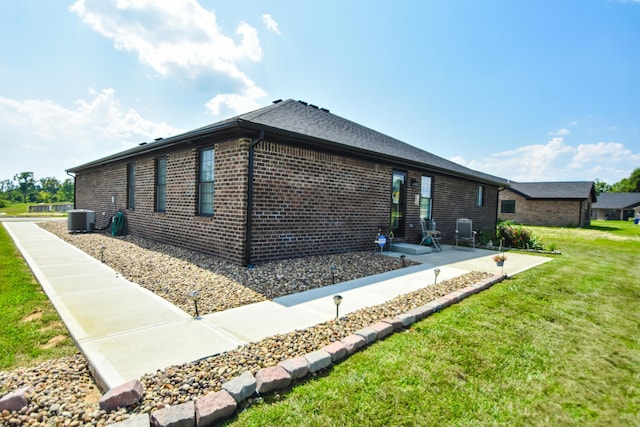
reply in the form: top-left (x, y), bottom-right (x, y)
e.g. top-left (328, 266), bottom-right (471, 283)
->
top-left (1, 275), bottom-right (506, 427)
top-left (477, 245), bottom-right (562, 255)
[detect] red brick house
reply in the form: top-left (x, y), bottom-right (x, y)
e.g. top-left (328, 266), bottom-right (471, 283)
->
top-left (498, 181), bottom-right (596, 227)
top-left (68, 99), bottom-right (508, 265)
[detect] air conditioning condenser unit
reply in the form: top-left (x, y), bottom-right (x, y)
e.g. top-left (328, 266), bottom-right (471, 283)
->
top-left (68, 209), bottom-right (96, 233)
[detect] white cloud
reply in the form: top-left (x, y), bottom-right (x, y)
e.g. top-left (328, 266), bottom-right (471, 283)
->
top-left (205, 83), bottom-right (267, 116)
top-left (570, 141), bottom-right (639, 169)
top-left (262, 13), bottom-right (281, 35)
top-left (70, 0), bottom-right (267, 114)
top-left (0, 89), bottom-right (181, 180)
top-left (548, 128), bottom-right (570, 136)
top-left (452, 136), bottom-right (639, 184)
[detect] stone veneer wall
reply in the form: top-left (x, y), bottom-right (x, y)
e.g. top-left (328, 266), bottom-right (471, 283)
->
top-left (498, 189), bottom-right (591, 227)
top-left (74, 137), bottom-right (500, 265)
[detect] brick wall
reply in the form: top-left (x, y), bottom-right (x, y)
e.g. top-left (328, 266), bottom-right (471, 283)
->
top-left (75, 163), bottom-right (127, 230)
top-left (248, 141), bottom-right (499, 260)
top-left (431, 174), bottom-right (499, 243)
top-left (74, 136), bottom-right (501, 264)
top-left (498, 189), bottom-right (591, 226)
top-left (249, 140), bottom-right (391, 262)
top-left (75, 138), bottom-right (250, 264)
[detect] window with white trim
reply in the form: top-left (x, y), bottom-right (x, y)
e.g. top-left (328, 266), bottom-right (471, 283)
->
top-left (420, 176), bottom-right (432, 219)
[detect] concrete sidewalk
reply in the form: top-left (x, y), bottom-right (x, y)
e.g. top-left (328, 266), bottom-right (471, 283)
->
top-left (3, 221), bottom-right (552, 391)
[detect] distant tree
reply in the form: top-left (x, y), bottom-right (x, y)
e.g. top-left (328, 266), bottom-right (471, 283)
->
top-left (14, 172), bottom-right (36, 203)
top-left (10, 190), bottom-right (23, 203)
top-left (594, 178), bottom-right (611, 195)
top-left (1, 173), bottom-right (74, 203)
top-left (39, 177), bottom-right (61, 195)
top-left (0, 179), bottom-right (16, 201)
top-left (59, 178), bottom-right (75, 202)
top-left (38, 190), bottom-right (51, 204)
top-left (0, 179), bottom-right (15, 194)
top-left (611, 168), bottom-right (640, 193)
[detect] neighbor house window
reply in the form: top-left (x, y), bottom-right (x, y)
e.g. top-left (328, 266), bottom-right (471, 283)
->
top-left (198, 148), bottom-right (215, 216)
top-left (420, 176), bottom-right (432, 219)
top-left (155, 157), bottom-right (167, 212)
top-left (477, 186), bottom-right (484, 206)
top-left (501, 200), bottom-right (515, 213)
top-left (127, 163), bottom-right (135, 209)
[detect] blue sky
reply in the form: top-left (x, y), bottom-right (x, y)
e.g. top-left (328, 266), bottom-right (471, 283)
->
top-left (1, 0), bottom-right (638, 185)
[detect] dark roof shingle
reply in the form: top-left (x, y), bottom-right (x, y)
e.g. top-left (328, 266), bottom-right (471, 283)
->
top-left (592, 192), bottom-right (640, 209)
top-left (68, 99), bottom-right (508, 186)
top-left (508, 181), bottom-right (596, 200)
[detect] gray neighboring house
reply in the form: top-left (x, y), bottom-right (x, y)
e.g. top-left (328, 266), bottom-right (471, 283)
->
top-left (498, 181), bottom-right (596, 227)
top-left (591, 192), bottom-right (640, 221)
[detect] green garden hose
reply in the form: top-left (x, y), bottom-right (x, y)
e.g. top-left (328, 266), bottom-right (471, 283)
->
top-left (111, 211), bottom-right (125, 236)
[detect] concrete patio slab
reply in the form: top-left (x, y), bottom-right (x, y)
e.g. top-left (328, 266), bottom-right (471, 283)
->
top-left (3, 220), bottom-right (553, 393)
top-left (80, 318), bottom-right (245, 389)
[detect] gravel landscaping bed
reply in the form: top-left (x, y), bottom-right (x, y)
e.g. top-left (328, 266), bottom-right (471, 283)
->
top-left (0, 222), bottom-right (493, 426)
top-left (38, 221), bottom-right (422, 315)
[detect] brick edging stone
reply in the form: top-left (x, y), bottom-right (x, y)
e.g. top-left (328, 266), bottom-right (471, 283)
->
top-left (1, 274), bottom-right (506, 426)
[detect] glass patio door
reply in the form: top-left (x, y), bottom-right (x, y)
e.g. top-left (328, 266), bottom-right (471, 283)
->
top-left (390, 171), bottom-right (406, 236)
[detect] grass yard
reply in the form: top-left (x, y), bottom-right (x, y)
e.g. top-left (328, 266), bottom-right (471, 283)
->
top-left (0, 202), bottom-right (68, 217)
top-left (0, 224), bottom-right (76, 371)
top-left (224, 221), bottom-right (640, 426)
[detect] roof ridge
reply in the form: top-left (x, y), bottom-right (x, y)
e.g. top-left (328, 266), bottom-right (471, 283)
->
top-left (238, 99), bottom-right (295, 121)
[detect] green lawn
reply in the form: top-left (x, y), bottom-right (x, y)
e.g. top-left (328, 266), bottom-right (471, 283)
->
top-left (0, 224), bottom-right (76, 374)
top-left (224, 220), bottom-right (640, 426)
top-left (0, 202), bottom-right (68, 217)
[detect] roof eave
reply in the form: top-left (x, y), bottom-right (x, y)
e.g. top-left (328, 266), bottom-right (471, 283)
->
top-left (68, 118), bottom-right (508, 187)
top-left (66, 121), bottom-right (245, 173)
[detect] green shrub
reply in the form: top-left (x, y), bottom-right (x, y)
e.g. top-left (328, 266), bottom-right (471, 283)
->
top-left (496, 220), bottom-right (544, 250)
top-left (478, 229), bottom-right (498, 246)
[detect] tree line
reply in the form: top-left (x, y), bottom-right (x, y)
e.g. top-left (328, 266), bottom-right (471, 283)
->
top-left (0, 172), bottom-right (74, 205)
top-left (594, 167), bottom-right (640, 194)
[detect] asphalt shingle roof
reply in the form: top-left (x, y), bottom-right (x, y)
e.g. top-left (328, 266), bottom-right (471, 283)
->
top-left (68, 99), bottom-right (508, 186)
top-left (508, 181), bottom-right (596, 200)
top-left (592, 192), bottom-right (640, 209)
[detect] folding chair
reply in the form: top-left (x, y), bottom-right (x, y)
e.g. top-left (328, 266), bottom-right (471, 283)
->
top-left (420, 218), bottom-right (442, 252)
top-left (455, 218), bottom-right (476, 249)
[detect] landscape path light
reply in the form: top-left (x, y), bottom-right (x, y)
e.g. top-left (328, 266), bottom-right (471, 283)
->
top-left (330, 266), bottom-right (337, 284)
top-left (433, 268), bottom-right (441, 285)
top-left (400, 254), bottom-right (406, 268)
top-left (100, 246), bottom-right (106, 263)
top-left (333, 295), bottom-right (343, 319)
top-left (188, 290), bottom-right (201, 318)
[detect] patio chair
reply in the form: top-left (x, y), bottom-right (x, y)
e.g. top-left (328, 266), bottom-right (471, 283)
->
top-left (455, 218), bottom-right (476, 249)
top-left (420, 218), bottom-right (442, 252)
